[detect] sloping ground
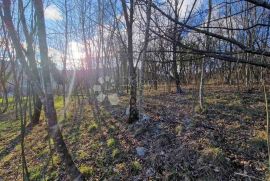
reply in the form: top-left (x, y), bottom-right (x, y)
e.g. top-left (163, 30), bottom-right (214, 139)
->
top-left (104, 85), bottom-right (268, 180)
top-left (0, 85), bottom-right (268, 180)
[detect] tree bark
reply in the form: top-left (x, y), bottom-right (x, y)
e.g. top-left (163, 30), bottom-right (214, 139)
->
top-left (139, 0), bottom-right (152, 115)
top-left (199, 0), bottom-right (212, 109)
top-left (172, 0), bottom-right (182, 94)
top-left (32, 1), bottom-right (84, 179)
top-left (1, 0), bottom-right (84, 179)
top-left (121, 0), bottom-right (139, 123)
top-left (18, 0), bottom-right (42, 125)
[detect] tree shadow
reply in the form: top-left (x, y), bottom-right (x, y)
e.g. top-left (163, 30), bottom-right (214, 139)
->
top-left (0, 121), bottom-right (38, 161)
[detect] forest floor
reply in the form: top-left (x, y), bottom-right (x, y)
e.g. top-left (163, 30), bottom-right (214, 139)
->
top-left (0, 84), bottom-right (268, 180)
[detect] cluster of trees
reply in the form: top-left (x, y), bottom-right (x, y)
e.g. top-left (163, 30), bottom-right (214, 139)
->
top-left (0, 0), bottom-right (270, 179)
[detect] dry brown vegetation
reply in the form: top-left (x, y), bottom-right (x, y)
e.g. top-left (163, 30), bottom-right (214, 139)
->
top-left (0, 85), bottom-right (268, 180)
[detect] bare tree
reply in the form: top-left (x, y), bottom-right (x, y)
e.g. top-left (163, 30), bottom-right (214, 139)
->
top-left (139, 0), bottom-right (152, 114)
top-left (121, 0), bottom-right (139, 123)
top-left (1, 0), bottom-right (85, 179)
top-left (199, 0), bottom-right (212, 109)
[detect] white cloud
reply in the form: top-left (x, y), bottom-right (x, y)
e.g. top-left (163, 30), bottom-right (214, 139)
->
top-left (44, 4), bottom-right (63, 21)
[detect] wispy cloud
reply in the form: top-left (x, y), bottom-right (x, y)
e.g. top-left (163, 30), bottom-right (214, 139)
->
top-left (44, 4), bottom-right (62, 21)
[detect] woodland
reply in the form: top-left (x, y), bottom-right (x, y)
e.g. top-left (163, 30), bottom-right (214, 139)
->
top-left (0, 0), bottom-right (270, 180)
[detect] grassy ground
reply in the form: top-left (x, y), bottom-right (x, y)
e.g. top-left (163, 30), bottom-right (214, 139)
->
top-left (0, 84), bottom-right (268, 180)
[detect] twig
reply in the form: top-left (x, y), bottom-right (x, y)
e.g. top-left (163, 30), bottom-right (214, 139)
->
top-left (234, 172), bottom-right (263, 181)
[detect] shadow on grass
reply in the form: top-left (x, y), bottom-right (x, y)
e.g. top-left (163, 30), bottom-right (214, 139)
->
top-left (0, 121), bottom-right (38, 161)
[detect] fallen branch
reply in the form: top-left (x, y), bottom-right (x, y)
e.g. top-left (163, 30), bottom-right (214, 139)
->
top-left (234, 172), bottom-right (263, 180)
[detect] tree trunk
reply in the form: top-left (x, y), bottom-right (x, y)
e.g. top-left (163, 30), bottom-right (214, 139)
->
top-left (121, 0), bottom-right (138, 123)
top-left (18, 0), bottom-right (42, 125)
top-left (1, 0), bottom-right (84, 179)
top-left (199, 58), bottom-right (205, 109)
top-left (198, 0), bottom-right (212, 109)
top-left (31, 95), bottom-right (42, 125)
top-left (32, 1), bottom-right (84, 179)
top-left (139, 0), bottom-right (152, 115)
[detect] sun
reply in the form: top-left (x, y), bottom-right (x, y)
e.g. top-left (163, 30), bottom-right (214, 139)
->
top-left (68, 41), bottom-right (85, 60)
top-left (66, 41), bottom-right (85, 68)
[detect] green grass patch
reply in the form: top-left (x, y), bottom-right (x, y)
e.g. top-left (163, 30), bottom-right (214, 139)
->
top-left (29, 167), bottom-right (42, 180)
top-left (0, 97), bottom-right (15, 103)
top-left (112, 148), bottom-right (120, 158)
top-left (88, 122), bottom-right (98, 133)
top-left (45, 170), bottom-right (58, 180)
top-left (80, 165), bottom-right (94, 177)
top-left (52, 155), bottom-right (61, 165)
top-left (107, 138), bottom-right (116, 148)
top-left (108, 125), bottom-right (116, 133)
top-left (175, 125), bottom-right (183, 135)
top-left (54, 96), bottom-right (64, 109)
top-left (131, 160), bottom-right (142, 173)
top-left (90, 142), bottom-right (100, 150)
top-left (36, 148), bottom-right (49, 158)
top-left (77, 150), bottom-right (88, 160)
top-left (194, 104), bottom-right (207, 114)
